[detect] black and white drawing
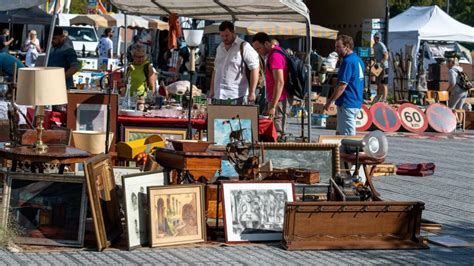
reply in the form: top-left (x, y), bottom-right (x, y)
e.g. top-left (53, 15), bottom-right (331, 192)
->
top-left (222, 182), bottom-right (294, 242)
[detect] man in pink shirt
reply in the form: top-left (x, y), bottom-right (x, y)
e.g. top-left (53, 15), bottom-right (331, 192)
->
top-left (252, 32), bottom-right (288, 139)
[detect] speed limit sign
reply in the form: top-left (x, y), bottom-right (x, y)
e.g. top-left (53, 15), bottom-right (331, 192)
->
top-left (356, 104), bottom-right (372, 131)
top-left (398, 103), bottom-right (428, 134)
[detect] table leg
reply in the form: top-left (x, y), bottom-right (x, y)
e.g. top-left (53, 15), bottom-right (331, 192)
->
top-left (11, 160), bottom-right (17, 172)
top-left (59, 164), bottom-right (66, 174)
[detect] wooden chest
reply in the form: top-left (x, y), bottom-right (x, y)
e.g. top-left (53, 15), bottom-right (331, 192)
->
top-left (282, 201), bottom-right (427, 250)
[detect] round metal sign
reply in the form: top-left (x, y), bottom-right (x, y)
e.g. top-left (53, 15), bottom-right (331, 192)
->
top-left (355, 104), bottom-right (372, 131)
top-left (370, 102), bottom-right (402, 132)
top-left (398, 103), bottom-right (428, 134)
top-left (425, 103), bottom-right (456, 133)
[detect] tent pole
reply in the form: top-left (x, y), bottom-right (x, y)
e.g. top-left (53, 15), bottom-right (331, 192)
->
top-left (44, 0), bottom-right (61, 66)
top-left (305, 18), bottom-right (312, 142)
top-left (123, 11), bottom-right (128, 83)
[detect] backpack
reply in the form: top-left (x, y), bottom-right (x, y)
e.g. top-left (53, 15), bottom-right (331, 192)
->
top-left (269, 48), bottom-right (308, 100)
top-left (454, 69), bottom-right (473, 91)
top-left (240, 41), bottom-right (265, 90)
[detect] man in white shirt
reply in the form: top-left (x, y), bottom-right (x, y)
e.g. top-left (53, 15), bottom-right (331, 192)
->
top-left (96, 28), bottom-right (113, 70)
top-left (209, 21), bottom-right (260, 105)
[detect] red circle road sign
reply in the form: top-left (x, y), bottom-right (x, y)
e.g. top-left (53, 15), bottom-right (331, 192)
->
top-left (370, 102), bottom-right (402, 132)
top-left (356, 104), bottom-right (372, 131)
top-left (425, 103), bottom-right (456, 133)
top-left (398, 103), bottom-right (428, 134)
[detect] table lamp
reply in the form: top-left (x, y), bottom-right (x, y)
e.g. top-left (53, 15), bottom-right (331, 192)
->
top-left (183, 28), bottom-right (204, 139)
top-left (16, 67), bottom-right (67, 152)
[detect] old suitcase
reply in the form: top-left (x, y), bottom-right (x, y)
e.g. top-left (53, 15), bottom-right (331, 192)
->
top-left (282, 201), bottom-right (428, 250)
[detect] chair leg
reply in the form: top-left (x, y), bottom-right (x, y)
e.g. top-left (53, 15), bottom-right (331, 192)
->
top-left (363, 164), bottom-right (382, 201)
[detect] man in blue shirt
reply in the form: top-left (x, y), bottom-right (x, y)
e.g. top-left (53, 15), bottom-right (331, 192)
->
top-left (48, 27), bottom-right (79, 89)
top-left (0, 53), bottom-right (25, 81)
top-left (324, 35), bottom-right (364, 135)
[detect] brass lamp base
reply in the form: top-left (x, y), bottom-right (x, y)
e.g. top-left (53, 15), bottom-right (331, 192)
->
top-left (34, 140), bottom-right (48, 153)
top-left (33, 107), bottom-right (48, 153)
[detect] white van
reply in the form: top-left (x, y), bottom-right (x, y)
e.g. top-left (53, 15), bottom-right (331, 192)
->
top-left (62, 25), bottom-right (99, 57)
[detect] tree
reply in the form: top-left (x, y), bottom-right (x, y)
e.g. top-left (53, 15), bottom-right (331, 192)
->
top-left (69, 0), bottom-right (88, 14)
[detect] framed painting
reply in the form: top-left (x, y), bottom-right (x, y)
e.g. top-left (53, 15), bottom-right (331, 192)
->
top-left (113, 166), bottom-right (141, 188)
top-left (1, 172), bottom-right (87, 247)
top-left (207, 105), bottom-right (258, 146)
top-left (123, 127), bottom-right (187, 143)
top-left (148, 184), bottom-right (206, 247)
top-left (221, 181), bottom-right (295, 243)
top-left (76, 103), bottom-right (107, 132)
top-left (84, 154), bottom-right (123, 251)
top-left (122, 170), bottom-right (165, 250)
top-left (256, 142), bottom-right (341, 184)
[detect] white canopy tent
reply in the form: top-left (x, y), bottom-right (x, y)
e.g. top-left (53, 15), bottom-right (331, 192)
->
top-left (109, 0), bottom-right (314, 141)
top-left (204, 21), bottom-right (338, 40)
top-left (388, 5), bottom-right (474, 81)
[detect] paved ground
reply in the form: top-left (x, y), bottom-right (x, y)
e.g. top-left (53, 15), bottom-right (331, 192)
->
top-left (1, 119), bottom-right (473, 265)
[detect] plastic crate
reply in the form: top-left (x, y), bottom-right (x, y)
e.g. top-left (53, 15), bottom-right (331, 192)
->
top-left (354, 47), bottom-right (371, 58)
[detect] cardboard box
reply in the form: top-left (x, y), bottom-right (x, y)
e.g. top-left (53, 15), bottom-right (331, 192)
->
top-left (314, 96), bottom-right (327, 104)
top-left (313, 103), bottom-right (337, 116)
top-left (326, 116), bottom-right (337, 129)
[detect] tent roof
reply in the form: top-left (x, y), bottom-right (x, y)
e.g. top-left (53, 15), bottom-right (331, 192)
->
top-left (108, 0), bottom-right (309, 22)
top-left (0, 6), bottom-right (52, 25)
top-left (204, 21), bottom-right (337, 39)
top-left (70, 14), bottom-right (169, 30)
top-left (389, 5), bottom-right (474, 43)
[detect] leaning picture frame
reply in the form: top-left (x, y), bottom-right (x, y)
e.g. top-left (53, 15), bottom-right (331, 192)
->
top-left (122, 170), bottom-right (166, 250)
top-left (148, 184), bottom-right (206, 247)
top-left (123, 127), bottom-right (187, 143)
top-left (84, 154), bottom-right (123, 251)
top-left (113, 166), bottom-right (141, 188)
top-left (256, 142), bottom-right (341, 184)
top-left (221, 181), bottom-right (295, 243)
top-left (1, 171), bottom-right (87, 247)
top-left (318, 135), bottom-right (364, 144)
top-left (207, 105), bottom-right (259, 146)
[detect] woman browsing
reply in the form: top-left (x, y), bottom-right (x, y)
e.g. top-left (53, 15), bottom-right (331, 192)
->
top-left (23, 30), bottom-right (42, 67)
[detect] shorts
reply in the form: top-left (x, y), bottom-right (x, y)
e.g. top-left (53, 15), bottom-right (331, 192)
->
top-left (336, 106), bottom-right (359, 136)
top-left (376, 68), bottom-right (388, 85)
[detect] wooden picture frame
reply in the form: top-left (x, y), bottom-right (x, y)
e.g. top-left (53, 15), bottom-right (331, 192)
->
top-left (84, 154), bottom-right (122, 251)
top-left (207, 105), bottom-right (259, 146)
top-left (221, 181), bottom-right (295, 243)
top-left (1, 172), bottom-right (87, 247)
top-left (123, 127), bottom-right (187, 143)
top-left (148, 184), bottom-right (206, 247)
top-left (66, 91), bottom-right (118, 152)
top-left (256, 142), bottom-right (341, 184)
top-left (112, 166), bottom-right (141, 188)
top-left (122, 170), bottom-right (165, 250)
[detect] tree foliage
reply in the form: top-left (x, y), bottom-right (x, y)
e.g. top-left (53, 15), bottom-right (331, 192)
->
top-left (69, 0), bottom-right (88, 14)
top-left (389, 0), bottom-right (473, 26)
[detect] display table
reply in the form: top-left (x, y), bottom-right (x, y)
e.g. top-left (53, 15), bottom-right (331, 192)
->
top-left (117, 116), bottom-right (278, 142)
top-left (0, 144), bottom-right (91, 174)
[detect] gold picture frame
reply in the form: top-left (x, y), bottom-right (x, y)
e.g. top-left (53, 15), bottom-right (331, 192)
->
top-left (148, 184), bottom-right (206, 247)
top-left (123, 127), bottom-right (187, 143)
top-left (84, 154), bottom-right (123, 251)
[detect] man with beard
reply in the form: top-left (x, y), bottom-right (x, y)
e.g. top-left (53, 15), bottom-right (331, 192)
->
top-left (48, 27), bottom-right (79, 89)
top-left (209, 21), bottom-right (259, 105)
top-left (324, 35), bottom-right (364, 136)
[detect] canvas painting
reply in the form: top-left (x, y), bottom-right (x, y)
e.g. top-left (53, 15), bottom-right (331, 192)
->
top-left (76, 103), bottom-right (107, 131)
top-left (122, 171), bottom-right (165, 250)
top-left (207, 105), bottom-right (258, 146)
top-left (214, 119), bottom-right (252, 145)
top-left (148, 185), bottom-right (205, 247)
top-left (1, 173), bottom-right (87, 247)
top-left (222, 181), bottom-right (294, 243)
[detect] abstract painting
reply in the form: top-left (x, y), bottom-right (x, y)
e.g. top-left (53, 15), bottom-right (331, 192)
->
top-left (148, 185), bottom-right (206, 247)
top-left (222, 181), bottom-right (294, 242)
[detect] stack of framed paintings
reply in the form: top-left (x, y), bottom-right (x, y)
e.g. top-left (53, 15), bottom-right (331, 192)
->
top-left (122, 170), bottom-right (165, 250)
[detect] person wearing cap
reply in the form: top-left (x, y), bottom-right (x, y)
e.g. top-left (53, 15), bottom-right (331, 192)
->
top-left (372, 32), bottom-right (389, 103)
top-left (48, 27), bottom-right (79, 89)
top-left (96, 28), bottom-right (113, 70)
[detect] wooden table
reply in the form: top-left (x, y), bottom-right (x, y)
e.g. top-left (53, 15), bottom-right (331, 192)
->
top-left (0, 144), bottom-right (91, 174)
top-left (154, 148), bottom-right (224, 183)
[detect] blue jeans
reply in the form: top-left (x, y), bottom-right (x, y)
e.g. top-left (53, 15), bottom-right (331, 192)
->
top-left (336, 106), bottom-right (360, 135)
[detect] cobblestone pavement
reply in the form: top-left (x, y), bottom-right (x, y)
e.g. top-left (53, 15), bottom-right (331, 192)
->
top-left (1, 120), bottom-right (473, 265)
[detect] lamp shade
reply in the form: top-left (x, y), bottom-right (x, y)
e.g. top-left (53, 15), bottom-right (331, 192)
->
top-left (183, 29), bottom-right (204, 47)
top-left (16, 67), bottom-right (68, 106)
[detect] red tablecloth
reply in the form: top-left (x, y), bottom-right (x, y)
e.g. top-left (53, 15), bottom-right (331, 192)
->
top-left (118, 116), bottom-right (277, 142)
